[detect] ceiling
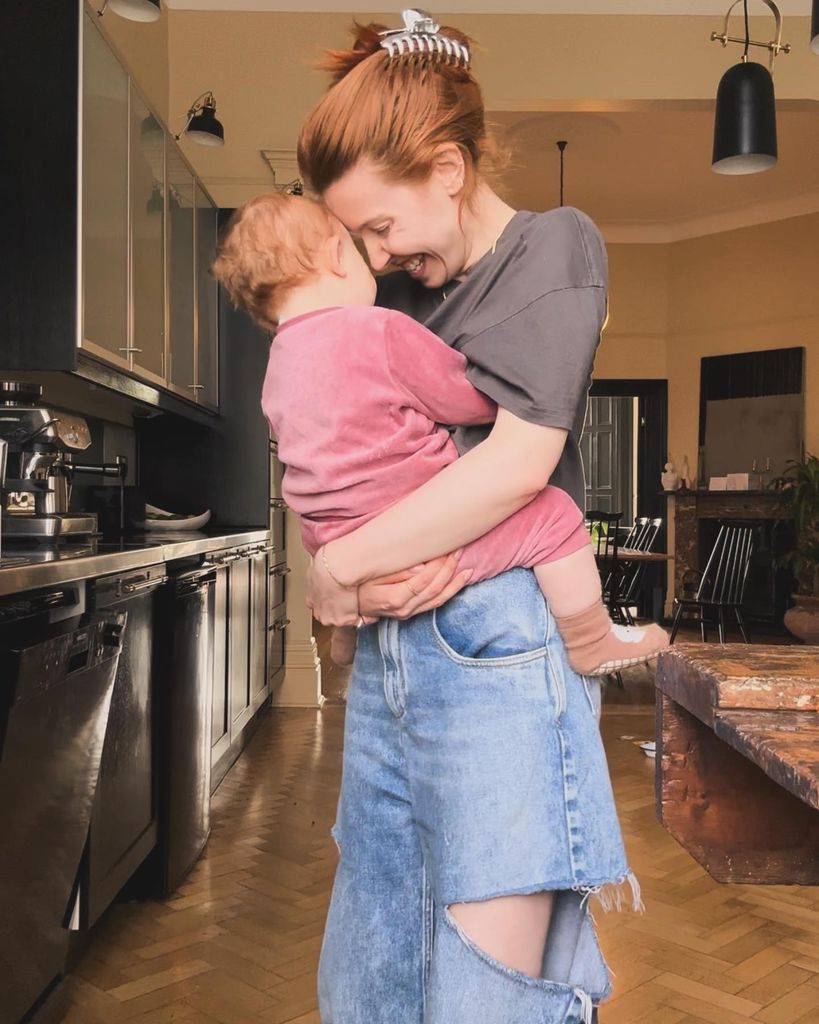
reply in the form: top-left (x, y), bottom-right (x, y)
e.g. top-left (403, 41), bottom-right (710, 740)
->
top-left (165, 2), bottom-right (813, 12)
top-left (492, 103), bottom-right (819, 240)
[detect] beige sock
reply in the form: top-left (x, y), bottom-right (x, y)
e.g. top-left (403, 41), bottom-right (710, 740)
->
top-left (555, 600), bottom-right (669, 676)
top-left (555, 601), bottom-right (612, 662)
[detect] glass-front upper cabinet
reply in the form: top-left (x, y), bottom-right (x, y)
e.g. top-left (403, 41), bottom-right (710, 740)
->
top-left (167, 142), bottom-right (195, 397)
top-left (195, 184), bottom-right (219, 409)
top-left (81, 16), bottom-right (129, 365)
top-left (130, 88), bottom-right (166, 381)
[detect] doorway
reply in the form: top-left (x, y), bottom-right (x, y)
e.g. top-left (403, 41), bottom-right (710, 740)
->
top-left (581, 395), bottom-right (635, 522)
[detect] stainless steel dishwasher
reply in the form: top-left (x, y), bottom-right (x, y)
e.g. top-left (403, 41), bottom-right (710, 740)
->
top-left (0, 584), bottom-right (125, 1023)
top-left (81, 564), bottom-right (167, 927)
top-left (148, 560), bottom-right (218, 897)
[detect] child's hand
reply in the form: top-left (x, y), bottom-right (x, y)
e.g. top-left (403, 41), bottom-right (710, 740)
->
top-left (330, 626), bottom-right (358, 666)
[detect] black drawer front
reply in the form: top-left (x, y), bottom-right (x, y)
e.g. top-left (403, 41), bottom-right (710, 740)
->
top-left (269, 500), bottom-right (286, 552)
top-left (269, 561), bottom-right (290, 611)
top-left (268, 612), bottom-right (288, 681)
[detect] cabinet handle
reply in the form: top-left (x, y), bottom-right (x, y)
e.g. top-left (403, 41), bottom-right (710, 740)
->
top-left (187, 384), bottom-right (205, 391)
top-left (118, 346), bottom-right (143, 354)
top-left (271, 618), bottom-right (290, 632)
top-left (271, 566), bottom-right (291, 578)
top-left (270, 499), bottom-right (287, 510)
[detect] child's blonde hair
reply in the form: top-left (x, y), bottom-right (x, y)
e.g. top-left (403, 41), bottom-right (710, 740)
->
top-left (212, 192), bottom-right (335, 331)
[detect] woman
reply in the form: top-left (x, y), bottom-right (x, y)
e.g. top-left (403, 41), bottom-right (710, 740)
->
top-left (297, 14), bottom-right (638, 1024)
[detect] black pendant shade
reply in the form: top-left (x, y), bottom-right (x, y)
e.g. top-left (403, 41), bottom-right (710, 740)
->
top-left (712, 60), bottom-right (777, 175)
top-left (186, 105), bottom-right (225, 147)
top-left (107, 0), bottom-right (161, 22)
top-left (812, 0), bottom-right (819, 54)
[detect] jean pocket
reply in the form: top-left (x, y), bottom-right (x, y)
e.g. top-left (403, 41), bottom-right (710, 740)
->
top-left (431, 606), bottom-right (549, 667)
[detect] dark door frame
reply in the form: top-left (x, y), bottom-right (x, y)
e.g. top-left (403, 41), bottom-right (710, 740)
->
top-left (588, 379), bottom-right (669, 621)
top-left (588, 379), bottom-right (668, 522)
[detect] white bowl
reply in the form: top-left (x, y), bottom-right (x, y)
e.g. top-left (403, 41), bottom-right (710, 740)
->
top-left (137, 508), bottom-right (212, 532)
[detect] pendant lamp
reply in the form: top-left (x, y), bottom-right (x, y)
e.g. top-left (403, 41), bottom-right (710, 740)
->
top-left (712, 59), bottom-right (777, 174)
top-left (709, 0), bottom-right (790, 175)
top-left (98, 0), bottom-right (161, 22)
top-left (556, 140), bottom-right (567, 207)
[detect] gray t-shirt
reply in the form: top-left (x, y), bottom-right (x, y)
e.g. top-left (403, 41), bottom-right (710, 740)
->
top-left (375, 206), bottom-right (607, 510)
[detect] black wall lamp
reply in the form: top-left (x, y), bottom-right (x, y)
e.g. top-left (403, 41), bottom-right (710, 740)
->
top-left (710, 0), bottom-right (790, 175)
top-left (98, 0), bottom-right (161, 22)
top-left (175, 92), bottom-right (225, 147)
top-left (812, 0), bottom-right (819, 54)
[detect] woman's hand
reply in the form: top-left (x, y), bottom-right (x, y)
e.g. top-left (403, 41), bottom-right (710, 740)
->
top-left (306, 546), bottom-right (361, 627)
top-left (358, 554), bottom-right (472, 621)
top-left (307, 550), bottom-right (472, 626)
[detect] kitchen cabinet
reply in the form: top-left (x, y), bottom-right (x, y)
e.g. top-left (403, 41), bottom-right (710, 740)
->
top-left (130, 90), bottom-right (166, 384)
top-left (196, 185), bottom-right (220, 410)
top-left (81, 18), bottom-right (129, 366)
top-left (210, 543), bottom-right (276, 787)
top-left (249, 547), bottom-right (269, 709)
top-left (168, 146), bottom-right (196, 400)
top-left (210, 562), bottom-right (230, 772)
top-left (229, 554), bottom-right (253, 737)
top-left (3, 4), bottom-right (219, 418)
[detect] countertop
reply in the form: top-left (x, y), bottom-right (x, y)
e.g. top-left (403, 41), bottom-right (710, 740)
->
top-left (0, 527), bottom-right (272, 598)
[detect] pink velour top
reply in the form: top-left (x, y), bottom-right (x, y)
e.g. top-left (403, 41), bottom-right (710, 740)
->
top-left (261, 305), bottom-right (496, 555)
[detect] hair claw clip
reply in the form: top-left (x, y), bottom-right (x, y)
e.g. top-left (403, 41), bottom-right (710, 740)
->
top-left (380, 8), bottom-right (471, 67)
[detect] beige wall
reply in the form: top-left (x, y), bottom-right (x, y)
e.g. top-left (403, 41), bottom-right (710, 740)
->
top-left (596, 242), bottom-right (669, 381)
top-left (596, 213), bottom-right (819, 481)
top-left (666, 212), bottom-right (819, 478)
top-left (162, 11), bottom-right (816, 207)
top-left (85, 0), bottom-right (170, 121)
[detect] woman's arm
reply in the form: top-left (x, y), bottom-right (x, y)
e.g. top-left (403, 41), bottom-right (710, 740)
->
top-left (327, 409), bottom-right (568, 586)
top-left (307, 409), bottom-right (568, 624)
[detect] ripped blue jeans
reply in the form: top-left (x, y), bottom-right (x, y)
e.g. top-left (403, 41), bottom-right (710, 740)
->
top-left (318, 569), bottom-right (638, 1023)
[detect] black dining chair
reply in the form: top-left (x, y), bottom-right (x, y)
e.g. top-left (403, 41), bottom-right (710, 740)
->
top-left (586, 510), bottom-right (625, 688)
top-left (609, 516), bottom-right (663, 626)
top-left (670, 524), bottom-right (754, 644)
top-left (586, 510), bottom-right (624, 616)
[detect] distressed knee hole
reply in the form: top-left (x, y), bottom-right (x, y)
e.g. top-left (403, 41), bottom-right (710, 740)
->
top-left (447, 890), bottom-right (554, 979)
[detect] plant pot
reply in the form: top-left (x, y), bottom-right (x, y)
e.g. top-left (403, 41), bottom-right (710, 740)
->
top-left (784, 594), bottom-right (819, 644)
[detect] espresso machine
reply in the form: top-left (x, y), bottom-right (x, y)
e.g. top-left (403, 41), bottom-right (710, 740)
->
top-left (0, 381), bottom-right (127, 540)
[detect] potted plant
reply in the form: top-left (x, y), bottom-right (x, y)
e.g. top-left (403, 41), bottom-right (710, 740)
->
top-left (778, 454), bottom-right (819, 643)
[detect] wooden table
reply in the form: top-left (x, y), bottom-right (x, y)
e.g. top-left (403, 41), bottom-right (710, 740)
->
top-left (656, 644), bottom-right (819, 884)
top-left (617, 547), bottom-right (673, 564)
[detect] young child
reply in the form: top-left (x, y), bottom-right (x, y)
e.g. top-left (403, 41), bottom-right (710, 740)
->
top-left (212, 193), bottom-right (669, 674)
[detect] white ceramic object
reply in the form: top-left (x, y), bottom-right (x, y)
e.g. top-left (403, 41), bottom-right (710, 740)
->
top-left (138, 507), bottom-right (212, 532)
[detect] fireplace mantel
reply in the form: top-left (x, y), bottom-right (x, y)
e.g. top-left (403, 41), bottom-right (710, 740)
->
top-left (666, 490), bottom-right (792, 625)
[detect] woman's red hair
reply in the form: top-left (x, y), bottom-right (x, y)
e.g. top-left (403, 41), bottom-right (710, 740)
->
top-left (298, 22), bottom-right (500, 198)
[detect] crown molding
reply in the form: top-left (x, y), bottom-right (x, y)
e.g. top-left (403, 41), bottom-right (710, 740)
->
top-left (602, 189), bottom-right (819, 244)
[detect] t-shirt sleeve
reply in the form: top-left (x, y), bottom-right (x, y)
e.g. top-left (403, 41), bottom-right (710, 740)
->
top-left (463, 285), bottom-right (607, 431)
top-left (383, 312), bottom-right (496, 426)
top-left (453, 207), bottom-right (608, 432)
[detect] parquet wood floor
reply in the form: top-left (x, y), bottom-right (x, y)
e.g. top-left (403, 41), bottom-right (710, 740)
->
top-left (66, 691), bottom-right (819, 1024)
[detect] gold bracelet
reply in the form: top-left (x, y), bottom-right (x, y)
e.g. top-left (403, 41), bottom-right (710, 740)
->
top-left (319, 545), bottom-right (354, 590)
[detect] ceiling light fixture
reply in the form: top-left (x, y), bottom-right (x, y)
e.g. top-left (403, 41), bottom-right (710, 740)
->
top-left (175, 92), bottom-right (225, 148)
top-left (556, 140), bottom-right (568, 207)
top-left (97, 0), bottom-right (161, 22)
top-left (710, 0), bottom-right (790, 175)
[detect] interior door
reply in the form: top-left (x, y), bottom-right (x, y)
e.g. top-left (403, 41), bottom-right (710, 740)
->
top-left (581, 396), bottom-right (634, 523)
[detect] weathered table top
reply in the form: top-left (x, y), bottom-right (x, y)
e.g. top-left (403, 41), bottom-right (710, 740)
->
top-left (715, 710), bottom-right (819, 811)
top-left (656, 644), bottom-right (819, 726)
top-left (657, 644), bottom-right (819, 812)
